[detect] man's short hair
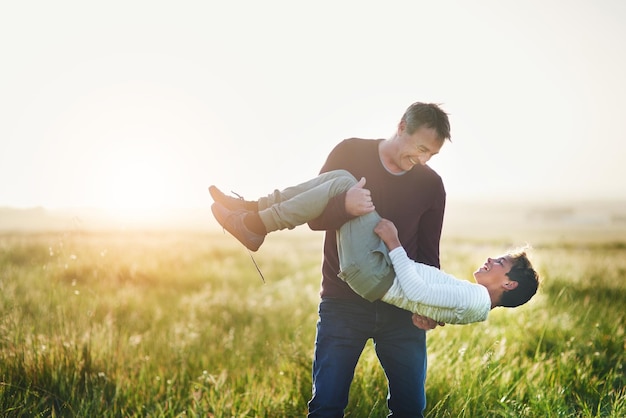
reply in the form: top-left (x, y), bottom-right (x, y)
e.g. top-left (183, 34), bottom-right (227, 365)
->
top-left (401, 102), bottom-right (451, 142)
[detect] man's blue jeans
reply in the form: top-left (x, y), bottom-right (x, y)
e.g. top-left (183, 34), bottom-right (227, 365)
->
top-left (307, 297), bottom-right (427, 417)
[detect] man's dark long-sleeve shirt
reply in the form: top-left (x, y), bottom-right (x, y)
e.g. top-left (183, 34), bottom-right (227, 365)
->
top-left (308, 138), bottom-right (446, 300)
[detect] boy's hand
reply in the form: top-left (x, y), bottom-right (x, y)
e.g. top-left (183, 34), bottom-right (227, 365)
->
top-left (374, 218), bottom-right (402, 250)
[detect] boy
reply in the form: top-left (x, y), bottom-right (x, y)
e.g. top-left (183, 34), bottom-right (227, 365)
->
top-left (209, 169), bottom-right (539, 324)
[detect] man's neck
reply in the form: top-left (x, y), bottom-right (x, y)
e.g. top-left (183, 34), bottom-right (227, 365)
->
top-left (379, 137), bottom-right (405, 174)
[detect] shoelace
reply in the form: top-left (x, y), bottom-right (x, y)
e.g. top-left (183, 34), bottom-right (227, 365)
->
top-left (248, 250), bottom-right (266, 283)
top-left (230, 191), bottom-right (245, 200)
top-left (230, 190), bottom-right (265, 283)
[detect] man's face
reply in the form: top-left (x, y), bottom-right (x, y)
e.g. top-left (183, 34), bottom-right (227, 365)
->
top-left (395, 122), bottom-right (443, 171)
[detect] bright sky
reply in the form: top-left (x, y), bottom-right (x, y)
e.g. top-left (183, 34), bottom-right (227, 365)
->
top-left (1, 1), bottom-right (625, 212)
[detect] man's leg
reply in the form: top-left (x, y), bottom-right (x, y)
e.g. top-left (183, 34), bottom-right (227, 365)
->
top-left (373, 301), bottom-right (427, 417)
top-left (308, 298), bottom-right (372, 418)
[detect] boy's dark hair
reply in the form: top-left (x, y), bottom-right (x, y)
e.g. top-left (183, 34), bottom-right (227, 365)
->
top-left (499, 249), bottom-right (539, 308)
top-left (401, 102), bottom-right (451, 142)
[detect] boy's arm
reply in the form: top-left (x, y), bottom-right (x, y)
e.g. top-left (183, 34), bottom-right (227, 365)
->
top-left (376, 218), bottom-right (471, 309)
top-left (377, 218), bottom-right (454, 327)
top-left (385, 248), bottom-right (491, 324)
top-left (388, 247), bottom-right (467, 308)
top-left (374, 218), bottom-right (402, 250)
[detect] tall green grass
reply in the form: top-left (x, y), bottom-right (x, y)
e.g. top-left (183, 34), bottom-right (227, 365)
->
top-left (0, 229), bottom-right (624, 417)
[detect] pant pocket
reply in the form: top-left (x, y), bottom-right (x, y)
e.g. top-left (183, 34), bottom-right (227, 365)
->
top-left (338, 248), bottom-right (394, 302)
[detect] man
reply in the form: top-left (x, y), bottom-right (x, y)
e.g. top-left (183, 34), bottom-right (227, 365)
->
top-left (306, 102), bottom-right (451, 417)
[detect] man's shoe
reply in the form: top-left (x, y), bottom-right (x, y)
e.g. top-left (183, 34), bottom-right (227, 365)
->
top-left (211, 202), bottom-right (265, 251)
top-left (209, 185), bottom-right (257, 211)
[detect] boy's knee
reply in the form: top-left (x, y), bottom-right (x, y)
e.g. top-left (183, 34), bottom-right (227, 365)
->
top-left (336, 171), bottom-right (357, 187)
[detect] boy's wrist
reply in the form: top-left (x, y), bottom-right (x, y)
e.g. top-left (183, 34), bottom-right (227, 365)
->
top-left (386, 240), bottom-right (401, 250)
top-left (388, 246), bottom-right (405, 259)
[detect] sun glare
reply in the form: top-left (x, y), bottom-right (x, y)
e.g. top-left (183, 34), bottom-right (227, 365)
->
top-left (95, 150), bottom-right (179, 217)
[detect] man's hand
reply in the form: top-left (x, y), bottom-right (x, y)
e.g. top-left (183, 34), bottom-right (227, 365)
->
top-left (412, 313), bottom-right (445, 330)
top-left (345, 177), bottom-right (375, 216)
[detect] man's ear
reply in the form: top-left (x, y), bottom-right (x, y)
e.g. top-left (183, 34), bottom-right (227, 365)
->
top-left (397, 120), bottom-right (406, 135)
top-left (503, 281), bottom-right (519, 291)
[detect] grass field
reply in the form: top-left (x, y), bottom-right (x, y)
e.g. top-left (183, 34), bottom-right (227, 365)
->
top-left (0, 216), bottom-right (625, 416)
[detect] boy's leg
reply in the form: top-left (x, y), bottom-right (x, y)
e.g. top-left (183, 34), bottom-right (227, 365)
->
top-left (208, 186), bottom-right (258, 211)
top-left (258, 169), bottom-right (356, 232)
top-left (258, 169), bottom-right (354, 208)
top-left (336, 211), bottom-right (395, 302)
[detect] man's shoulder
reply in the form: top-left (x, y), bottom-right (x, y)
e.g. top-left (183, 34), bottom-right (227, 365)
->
top-left (336, 137), bottom-right (383, 149)
top-left (405, 162), bottom-right (444, 188)
top-left (326, 138), bottom-right (382, 166)
top-left (342, 137), bottom-right (382, 142)
top-left (419, 163), bottom-right (444, 182)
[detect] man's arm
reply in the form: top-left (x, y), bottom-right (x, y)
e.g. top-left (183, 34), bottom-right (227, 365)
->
top-left (412, 185), bottom-right (446, 328)
top-left (307, 141), bottom-right (350, 231)
top-left (309, 177), bottom-right (375, 231)
top-left (413, 314), bottom-right (443, 330)
top-left (414, 198), bottom-right (446, 269)
top-left (307, 191), bottom-right (351, 231)
top-left (307, 141), bottom-right (374, 231)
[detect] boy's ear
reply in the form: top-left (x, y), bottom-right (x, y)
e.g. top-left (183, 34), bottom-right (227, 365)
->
top-left (503, 281), bottom-right (519, 291)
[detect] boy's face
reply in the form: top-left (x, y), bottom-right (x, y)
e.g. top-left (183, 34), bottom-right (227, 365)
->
top-left (473, 255), bottom-right (514, 287)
